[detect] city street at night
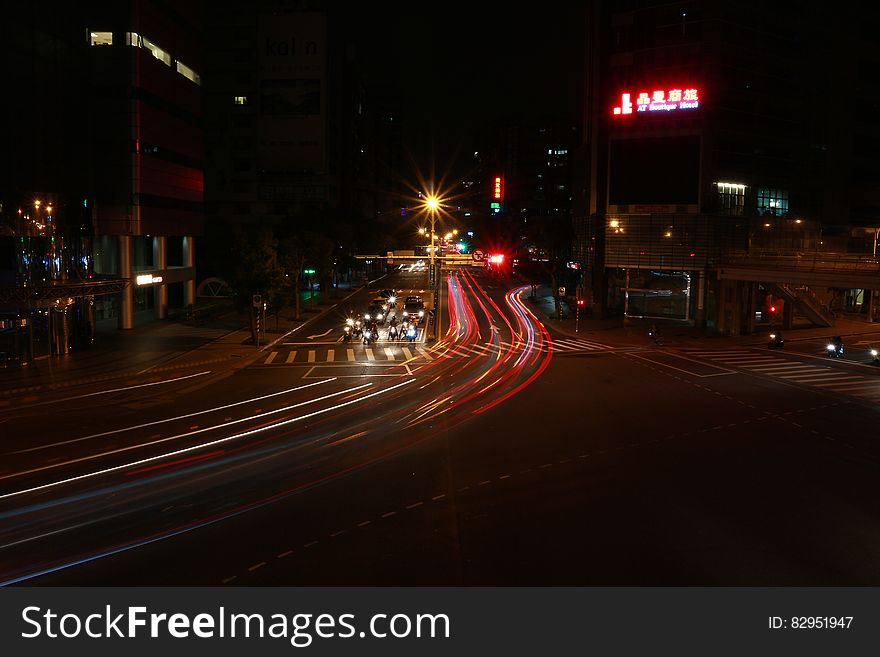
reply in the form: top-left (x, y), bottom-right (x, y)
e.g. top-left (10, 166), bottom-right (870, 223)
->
top-left (3, 266), bottom-right (880, 586)
top-left (5, 7), bottom-right (880, 654)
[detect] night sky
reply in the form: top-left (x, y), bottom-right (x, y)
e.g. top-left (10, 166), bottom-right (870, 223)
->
top-left (348, 4), bottom-right (585, 180)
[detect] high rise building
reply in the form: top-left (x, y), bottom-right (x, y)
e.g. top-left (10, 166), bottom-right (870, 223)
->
top-left (575, 1), bottom-right (880, 330)
top-left (0, 2), bottom-right (205, 363)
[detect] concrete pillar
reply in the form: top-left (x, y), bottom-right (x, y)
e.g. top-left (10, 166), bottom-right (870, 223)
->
top-left (695, 270), bottom-right (706, 326)
top-left (183, 236), bottom-right (196, 311)
top-left (118, 235), bottom-right (134, 330)
top-left (153, 236), bottom-right (167, 319)
top-left (745, 282), bottom-right (757, 335)
top-left (867, 289), bottom-right (875, 323)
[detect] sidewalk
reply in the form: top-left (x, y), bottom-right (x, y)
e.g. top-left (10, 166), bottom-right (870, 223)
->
top-left (0, 285), bottom-right (364, 397)
top-left (523, 284), bottom-right (880, 349)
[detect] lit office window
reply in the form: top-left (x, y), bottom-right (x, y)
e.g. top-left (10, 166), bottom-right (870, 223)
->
top-left (716, 182), bottom-right (745, 215)
top-left (176, 60), bottom-right (201, 85)
top-left (90, 31), bottom-right (113, 46)
top-left (126, 32), bottom-right (141, 47)
top-left (142, 37), bottom-right (172, 66)
top-left (234, 96), bottom-right (247, 105)
top-left (757, 188), bottom-right (789, 216)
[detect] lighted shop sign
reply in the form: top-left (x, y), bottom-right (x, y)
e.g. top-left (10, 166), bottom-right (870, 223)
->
top-left (612, 87), bottom-right (700, 115)
top-left (493, 176), bottom-right (503, 200)
top-left (136, 274), bottom-right (163, 285)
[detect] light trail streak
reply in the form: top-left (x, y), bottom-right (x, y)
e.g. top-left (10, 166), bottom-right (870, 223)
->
top-left (1, 385), bottom-right (371, 484)
top-left (0, 370), bottom-right (213, 412)
top-left (1, 379), bottom-right (417, 502)
top-left (8, 379), bottom-right (337, 455)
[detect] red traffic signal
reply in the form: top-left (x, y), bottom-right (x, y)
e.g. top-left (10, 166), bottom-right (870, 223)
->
top-left (576, 298), bottom-right (586, 307)
top-left (769, 305), bottom-right (777, 314)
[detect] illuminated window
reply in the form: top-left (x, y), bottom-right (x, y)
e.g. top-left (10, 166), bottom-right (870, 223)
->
top-left (176, 60), bottom-right (201, 85)
top-left (716, 182), bottom-right (745, 216)
top-left (234, 96), bottom-right (247, 105)
top-left (757, 188), bottom-right (789, 216)
top-left (142, 37), bottom-right (172, 66)
top-left (90, 31), bottom-right (113, 46)
top-left (127, 32), bottom-right (141, 47)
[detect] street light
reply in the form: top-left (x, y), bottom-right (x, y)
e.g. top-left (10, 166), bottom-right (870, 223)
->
top-left (424, 195), bottom-right (440, 284)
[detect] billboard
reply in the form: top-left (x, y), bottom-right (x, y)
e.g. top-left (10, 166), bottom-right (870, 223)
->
top-left (258, 12), bottom-right (326, 173)
top-left (612, 87), bottom-right (700, 116)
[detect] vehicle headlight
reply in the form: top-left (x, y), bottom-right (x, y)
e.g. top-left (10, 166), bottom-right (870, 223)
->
top-left (418, 310), bottom-right (424, 317)
top-left (769, 334), bottom-right (776, 339)
top-left (346, 318), bottom-right (354, 326)
top-left (872, 349), bottom-right (878, 357)
top-left (365, 314), bottom-right (370, 319)
top-left (827, 344), bottom-right (836, 351)
top-left (377, 314), bottom-right (383, 320)
top-left (389, 296), bottom-right (396, 303)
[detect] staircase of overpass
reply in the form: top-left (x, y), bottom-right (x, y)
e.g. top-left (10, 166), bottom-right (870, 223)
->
top-left (766, 282), bottom-right (836, 327)
top-left (718, 251), bottom-right (880, 328)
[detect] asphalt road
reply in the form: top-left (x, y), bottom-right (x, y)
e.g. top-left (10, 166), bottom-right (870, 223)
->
top-left (2, 268), bottom-right (880, 585)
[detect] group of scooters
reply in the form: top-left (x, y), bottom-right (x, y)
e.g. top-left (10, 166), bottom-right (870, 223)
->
top-left (342, 316), bottom-right (417, 345)
top-left (768, 329), bottom-right (880, 365)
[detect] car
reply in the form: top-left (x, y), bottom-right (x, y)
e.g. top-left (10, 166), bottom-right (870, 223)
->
top-left (365, 302), bottom-right (387, 325)
top-left (404, 299), bottom-right (426, 324)
top-left (405, 295), bottom-right (422, 305)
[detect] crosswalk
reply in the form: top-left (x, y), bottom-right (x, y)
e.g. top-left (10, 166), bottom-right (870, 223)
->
top-left (258, 336), bottom-right (614, 366)
top-left (260, 344), bottom-right (433, 365)
top-left (550, 337), bottom-right (614, 353)
top-left (685, 349), bottom-right (880, 402)
top-left (429, 337), bottom-right (614, 359)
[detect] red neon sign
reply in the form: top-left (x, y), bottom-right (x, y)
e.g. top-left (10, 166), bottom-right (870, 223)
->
top-left (613, 86), bottom-right (700, 116)
top-left (493, 176), bottom-right (503, 200)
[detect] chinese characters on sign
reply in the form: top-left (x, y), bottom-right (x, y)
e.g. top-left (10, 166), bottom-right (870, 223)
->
top-left (612, 87), bottom-right (700, 115)
top-left (493, 176), bottom-right (503, 200)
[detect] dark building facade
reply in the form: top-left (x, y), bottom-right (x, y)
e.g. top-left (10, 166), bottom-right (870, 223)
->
top-left (0, 2), bottom-right (204, 362)
top-left (202, 2), bottom-right (394, 284)
top-left (576, 1), bottom-right (880, 331)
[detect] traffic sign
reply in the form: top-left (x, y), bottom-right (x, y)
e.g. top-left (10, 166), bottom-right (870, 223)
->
top-left (472, 249), bottom-right (485, 262)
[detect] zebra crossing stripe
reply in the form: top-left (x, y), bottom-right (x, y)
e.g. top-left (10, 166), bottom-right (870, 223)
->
top-left (402, 347), bottom-right (413, 360)
top-left (307, 351), bottom-right (316, 363)
top-left (264, 351), bottom-right (278, 365)
top-left (347, 349), bottom-right (355, 362)
top-left (286, 351), bottom-right (297, 364)
top-left (780, 373), bottom-right (851, 382)
top-left (813, 377), bottom-right (871, 387)
top-left (384, 348), bottom-right (396, 361)
top-left (366, 349), bottom-right (375, 361)
top-left (416, 347), bottom-right (433, 361)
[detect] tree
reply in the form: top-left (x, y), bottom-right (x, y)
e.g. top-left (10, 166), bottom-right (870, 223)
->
top-left (230, 228), bottom-right (286, 342)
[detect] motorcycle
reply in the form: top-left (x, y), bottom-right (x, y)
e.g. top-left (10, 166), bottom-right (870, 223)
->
top-left (768, 331), bottom-right (784, 349)
top-left (352, 319), bottom-right (363, 338)
top-left (363, 326), bottom-right (379, 345)
top-left (870, 348), bottom-right (879, 366)
top-left (406, 325), bottom-right (417, 342)
top-left (826, 337), bottom-right (844, 358)
top-left (342, 324), bottom-right (352, 343)
top-left (388, 324), bottom-right (398, 341)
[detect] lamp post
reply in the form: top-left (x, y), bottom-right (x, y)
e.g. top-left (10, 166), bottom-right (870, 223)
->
top-left (425, 196), bottom-right (439, 284)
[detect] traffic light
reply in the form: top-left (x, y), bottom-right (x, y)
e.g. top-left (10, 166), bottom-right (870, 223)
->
top-left (576, 298), bottom-right (586, 307)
